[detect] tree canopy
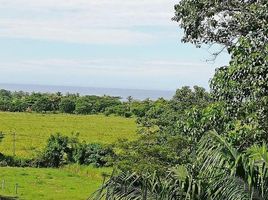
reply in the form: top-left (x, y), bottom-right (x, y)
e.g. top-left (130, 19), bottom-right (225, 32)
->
top-left (90, 1), bottom-right (268, 199)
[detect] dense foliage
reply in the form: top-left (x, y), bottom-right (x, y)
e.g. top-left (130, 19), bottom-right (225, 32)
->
top-left (92, 132), bottom-right (268, 199)
top-left (0, 89), bottom-right (160, 118)
top-left (0, 134), bottom-right (114, 168)
top-left (37, 134), bottom-right (115, 168)
top-left (0, 90), bottom-right (120, 114)
top-left (91, 0), bottom-right (268, 199)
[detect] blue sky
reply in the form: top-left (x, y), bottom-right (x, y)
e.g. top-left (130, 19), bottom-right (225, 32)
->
top-left (0, 0), bottom-right (230, 91)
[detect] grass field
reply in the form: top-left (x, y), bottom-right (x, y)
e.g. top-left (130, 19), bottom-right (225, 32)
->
top-left (0, 112), bottom-right (137, 158)
top-left (0, 112), bottom-right (137, 199)
top-left (0, 165), bottom-right (112, 200)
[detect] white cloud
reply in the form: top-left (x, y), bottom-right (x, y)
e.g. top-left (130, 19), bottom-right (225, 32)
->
top-left (0, 18), bottom-right (157, 44)
top-left (0, 0), bottom-right (178, 44)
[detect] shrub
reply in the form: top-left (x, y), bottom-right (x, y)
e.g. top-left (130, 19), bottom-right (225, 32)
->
top-left (40, 134), bottom-right (75, 167)
top-left (73, 143), bottom-right (114, 167)
top-left (0, 153), bottom-right (32, 167)
top-left (38, 134), bottom-right (114, 168)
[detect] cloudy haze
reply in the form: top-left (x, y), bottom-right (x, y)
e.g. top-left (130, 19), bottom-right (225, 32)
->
top-left (0, 0), bottom-right (229, 90)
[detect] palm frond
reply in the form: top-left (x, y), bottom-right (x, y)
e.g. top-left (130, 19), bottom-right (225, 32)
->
top-left (90, 131), bottom-right (268, 200)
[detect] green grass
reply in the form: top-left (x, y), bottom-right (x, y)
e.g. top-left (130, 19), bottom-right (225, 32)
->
top-left (0, 112), bottom-right (137, 199)
top-left (0, 112), bottom-right (137, 158)
top-left (0, 165), bottom-right (112, 200)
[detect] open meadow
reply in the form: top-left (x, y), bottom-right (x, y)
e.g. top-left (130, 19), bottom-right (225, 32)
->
top-left (0, 165), bottom-right (112, 200)
top-left (0, 112), bottom-right (136, 199)
top-left (0, 112), bottom-right (137, 158)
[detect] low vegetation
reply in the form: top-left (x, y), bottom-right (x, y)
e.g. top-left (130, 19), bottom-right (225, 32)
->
top-left (0, 112), bottom-right (135, 199)
top-left (0, 112), bottom-right (136, 158)
top-left (0, 165), bottom-right (111, 200)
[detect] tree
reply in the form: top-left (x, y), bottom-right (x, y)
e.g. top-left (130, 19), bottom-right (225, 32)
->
top-left (75, 97), bottom-right (94, 114)
top-left (130, 99), bottom-right (152, 118)
top-left (59, 98), bottom-right (76, 114)
top-left (90, 132), bottom-right (268, 200)
top-left (40, 134), bottom-right (77, 167)
top-left (32, 96), bottom-right (53, 112)
top-left (10, 99), bottom-right (28, 112)
top-left (172, 0), bottom-right (267, 49)
top-left (91, 1), bottom-right (268, 199)
top-left (170, 86), bottom-right (211, 111)
top-left (127, 96), bottom-right (133, 103)
top-left (173, 0), bottom-right (267, 105)
top-left (0, 99), bottom-right (11, 111)
top-left (173, 0), bottom-right (268, 146)
top-left (0, 89), bottom-right (12, 99)
top-left (49, 94), bottom-right (61, 111)
top-left (73, 143), bottom-right (114, 167)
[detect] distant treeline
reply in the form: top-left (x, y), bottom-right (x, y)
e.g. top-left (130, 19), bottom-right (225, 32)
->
top-left (0, 89), bottom-right (167, 118)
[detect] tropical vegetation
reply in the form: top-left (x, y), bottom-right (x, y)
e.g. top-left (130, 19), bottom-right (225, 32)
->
top-left (0, 0), bottom-right (266, 199)
top-left (90, 0), bottom-right (268, 199)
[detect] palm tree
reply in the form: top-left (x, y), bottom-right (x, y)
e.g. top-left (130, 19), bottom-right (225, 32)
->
top-left (90, 131), bottom-right (268, 200)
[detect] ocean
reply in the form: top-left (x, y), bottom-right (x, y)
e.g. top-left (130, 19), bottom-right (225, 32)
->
top-left (0, 83), bottom-right (174, 101)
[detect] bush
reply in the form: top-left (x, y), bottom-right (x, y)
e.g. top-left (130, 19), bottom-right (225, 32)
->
top-left (0, 133), bottom-right (114, 168)
top-left (0, 153), bottom-right (33, 167)
top-left (104, 104), bottom-right (128, 117)
top-left (124, 112), bottom-right (132, 118)
top-left (38, 134), bottom-right (114, 168)
top-left (73, 143), bottom-right (114, 167)
top-left (40, 133), bottom-right (76, 167)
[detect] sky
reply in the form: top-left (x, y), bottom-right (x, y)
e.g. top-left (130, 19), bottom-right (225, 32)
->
top-left (0, 0), bottom-right (230, 91)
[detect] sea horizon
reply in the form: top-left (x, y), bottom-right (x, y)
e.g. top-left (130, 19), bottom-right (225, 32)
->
top-left (0, 83), bottom-right (174, 101)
